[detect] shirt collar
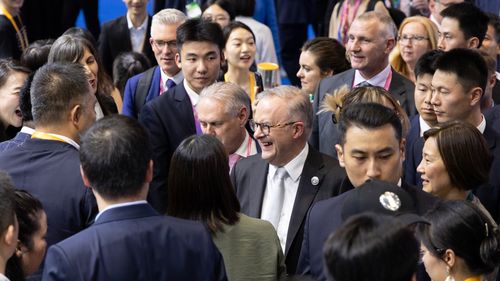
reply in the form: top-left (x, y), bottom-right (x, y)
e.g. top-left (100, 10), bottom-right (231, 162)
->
top-left (126, 14), bottom-right (148, 30)
top-left (269, 143), bottom-right (309, 182)
top-left (183, 79), bottom-right (200, 106)
top-left (353, 64), bottom-right (391, 88)
top-left (477, 114), bottom-right (486, 134)
top-left (234, 131), bottom-right (257, 157)
top-left (160, 68), bottom-right (184, 88)
top-left (32, 132), bottom-right (80, 150)
top-left (419, 115), bottom-right (432, 137)
top-left (95, 200), bottom-right (148, 222)
top-left (20, 126), bottom-right (35, 135)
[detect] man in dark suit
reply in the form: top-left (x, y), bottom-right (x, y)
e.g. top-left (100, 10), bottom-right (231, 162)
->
top-left (140, 19), bottom-right (224, 214)
top-left (0, 63), bottom-right (98, 277)
top-left (480, 13), bottom-right (500, 106)
top-left (297, 103), bottom-right (439, 281)
top-left (311, 11), bottom-right (416, 158)
top-left (42, 115), bottom-right (227, 281)
top-left (98, 0), bottom-right (156, 76)
top-left (198, 82), bottom-right (259, 172)
top-left (231, 86), bottom-right (346, 274)
top-left (429, 48), bottom-right (500, 222)
top-left (0, 171), bottom-right (17, 280)
top-left (404, 50), bottom-right (443, 187)
top-left (122, 9), bottom-right (186, 118)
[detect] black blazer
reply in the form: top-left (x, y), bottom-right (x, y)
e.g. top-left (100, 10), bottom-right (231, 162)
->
top-left (310, 68), bottom-right (416, 158)
top-left (404, 114), bottom-right (424, 187)
top-left (98, 15), bottom-right (156, 76)
top-left (139, 83), bottom-right (196, 214)
top-left (230, 147), bottom-right (346, 274)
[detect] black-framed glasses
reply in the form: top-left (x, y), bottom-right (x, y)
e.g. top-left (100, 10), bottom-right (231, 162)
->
top-left (249, 120), bottom-right (298, 135)
top-left (397, 34), bottom-right (429, 44)
top-left (152, 39), bottom-right (177, 50)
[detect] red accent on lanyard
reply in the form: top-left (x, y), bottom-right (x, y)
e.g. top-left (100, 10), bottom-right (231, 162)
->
top-left (383, 69), bottom-right (393, 91)
top-left (338, 0), bottom-right (361, 45)
top-left (159, 76), bottom-right (164, 95)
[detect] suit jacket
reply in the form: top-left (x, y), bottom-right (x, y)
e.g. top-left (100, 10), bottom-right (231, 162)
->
top-left (98, 15), bottom-right (156, 76)
top-left (230, 147), bottom-right (346, 274)
top-left (42, 203), bottom-right (227, 281)
top-left (473, 107), bottom-right (500, 223)
top-left (0, 139), bottom-right (97, 250)
top-left (139, 83), bottom-right (196, 214)
top-left (404, 115), bottom-right (424, 187)
top-left (297, 178), bottom-right (439, 281)
top-left (122, 66), bottom-right (161, 118)
top-left (492, 79), bottom-right (500, 105)
top-left (0, 131), bottom-right (31, 152)
top-left (310, 68), bottom-right (416, 157)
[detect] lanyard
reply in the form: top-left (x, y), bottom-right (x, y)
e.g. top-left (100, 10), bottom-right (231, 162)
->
top-left (338, 0), bottom-right (361, 45)
top-left (31, 131), bottom-right (79, 149)
top-left (244, 134), bottom-right (252, 157)
top-left (224, 72), bottom-right (256, 103)
top-left (1, 7), bottom-right (28, 51)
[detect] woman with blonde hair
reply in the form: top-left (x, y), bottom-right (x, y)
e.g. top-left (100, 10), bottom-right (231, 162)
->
top-left (390, 16), bottom-right (438, 82)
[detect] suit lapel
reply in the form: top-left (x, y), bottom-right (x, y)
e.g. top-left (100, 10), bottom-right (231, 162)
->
top-left (118, 16), bottom-right (133, 51)
top-left (388, 69), bottom-right (408, 109)
top-left (174, 84), bottom-right (197, 136)
top-left (248, 160), bottom-right (269, 218)
top-left (285, 148), bottom-right (324, 255)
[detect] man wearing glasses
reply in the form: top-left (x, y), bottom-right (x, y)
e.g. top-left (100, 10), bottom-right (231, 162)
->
top-left (122, 8), bottom-right (187, 118)
top-left (231, 85), bottom-right (345, 275)
top-left (437, 2), bottom-right (488, 51)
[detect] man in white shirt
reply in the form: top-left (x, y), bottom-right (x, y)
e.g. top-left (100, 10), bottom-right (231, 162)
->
top-left (0, 172), bottom-right (17, 281)
top-left (197, 82), bottom-right (258, 172)
top-left (231, 85), bottom-right (345, 274)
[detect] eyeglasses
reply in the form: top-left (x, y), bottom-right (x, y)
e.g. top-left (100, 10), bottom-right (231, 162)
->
top-left (249, 120), bottom-right (298, 135)
top-left (202, 15), bottom-right (229, 22)
top-left (152, 39), bottom-right (177, 50)
top-left (397, 34), bottom-right (430, 44)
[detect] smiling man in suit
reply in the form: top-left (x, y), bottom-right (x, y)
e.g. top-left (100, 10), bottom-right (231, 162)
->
top-left (311, 11), bottom-right (416, 158)
top-left (42, 115), bottom-right (227, 281)
top-left (231, 86), bottom-right (345, 274)
top-left (98, 0), bottom-right (156, 76)
top-left (140, 18), bottom-right (223, 214)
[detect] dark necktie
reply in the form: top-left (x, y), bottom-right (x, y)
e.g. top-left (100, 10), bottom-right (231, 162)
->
top-left (356, 81), bottom-right (372, 87)
top-left (166, 79), bottom-right (176, 89)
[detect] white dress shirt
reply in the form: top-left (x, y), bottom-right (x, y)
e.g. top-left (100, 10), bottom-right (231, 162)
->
top-left (261, 143), bottom-right (309, 252)
top-left (127, 14), bottom-right (148, 52)
top-left (160, 69), bottom-right (184, 93)
top-left (353, 64), bottom-right (392, 89)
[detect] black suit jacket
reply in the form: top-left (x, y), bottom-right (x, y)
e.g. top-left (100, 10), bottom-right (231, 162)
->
top-left (98, 15), bottom-right (156, 76)
top-left (310, 68), bottom-right (416, 157)
top-left (404, 114), bottom-right (424, 186)
top-left (230, 147), bottom-right (346, 274)
top-left (139, 83), bottom-right (196, 214)
top-left (297, 178), bottom-right (439, 281)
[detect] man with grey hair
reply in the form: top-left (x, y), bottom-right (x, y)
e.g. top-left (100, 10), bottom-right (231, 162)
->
top-left (197, 82), bottom-right (259, 172)
top-left (122, 8), bottom-right (187, 118)
top-left (0, 62), bottom-right (98, 278)
top-left (98, 0), bottom-right (157, 76)
top-left (311, 11), bottom-right (416, 158)
top-left (231, 85), bottom-right (345, 274)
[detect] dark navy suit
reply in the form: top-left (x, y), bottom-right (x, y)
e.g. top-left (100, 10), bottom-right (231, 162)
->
top-left (0, 131), bottom-right (31, 152)
top-left (404, 115), bottom-right (424, 187)
top-left (230, 147), bottom-right (346, 274)
top-left (122, 66), bottom-right (161, 118)
top-left (297, 178), bottom-right (438, 281)
top-left (139, 82), bottom-right (196, 214)
top-left (42, 203), bottom-right (227, 281)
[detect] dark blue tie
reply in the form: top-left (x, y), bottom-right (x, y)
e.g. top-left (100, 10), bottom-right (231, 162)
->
top-left (166, 79), bottom-right (176, 89)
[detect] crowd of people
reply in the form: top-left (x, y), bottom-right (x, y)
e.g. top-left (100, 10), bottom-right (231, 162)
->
top-left (0, 0), bottom-right (500, 281)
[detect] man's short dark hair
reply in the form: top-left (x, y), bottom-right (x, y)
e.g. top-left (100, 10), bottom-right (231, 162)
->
top-left (80, 115), bottom-right (152, 200)
top-left (176, 18), bottom-right (224, 52)
top-left (20, 39), bottom-right (54, 72)
top-left (0, 171), bottom-right (16, 235)
top-left (19, 73), bottom-right (34, 123)
top-left (31, 62), bottom-right (91, 127)
top-left (414, 50), bottom-right (444, 78)
top-left (324, 213), bottom-right (419, 281)
top-left (338, 103), bottom-right (403, 145)
top-left (434, 48), bottom-right (488, 93)
top-left (486, 12), bottom-right (500, 44)
top-left (440, 3), bottom-right (488, 47)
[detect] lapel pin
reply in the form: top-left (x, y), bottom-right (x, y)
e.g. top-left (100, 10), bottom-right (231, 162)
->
top-left (311, 176), bottom-right (319, 186)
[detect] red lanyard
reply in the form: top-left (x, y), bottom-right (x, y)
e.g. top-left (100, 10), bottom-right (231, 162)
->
top-left (338, 0), bottom-right (361, 45)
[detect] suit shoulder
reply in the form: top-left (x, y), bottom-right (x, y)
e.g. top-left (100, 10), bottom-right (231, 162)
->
top-left (101, 16), bottom-right (125, 30)
top-left (310, 191), bottom-right (347, 217)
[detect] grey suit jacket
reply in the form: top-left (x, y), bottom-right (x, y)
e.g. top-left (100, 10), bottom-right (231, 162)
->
top-left (230, 146), bottom-right (346, 274)
top-left (310, 68), bottom-right (416, 157)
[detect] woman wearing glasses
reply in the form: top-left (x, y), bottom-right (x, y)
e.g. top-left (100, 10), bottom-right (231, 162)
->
top-left (390, 16), bottom-right (438, 82)
top-left (202, 0), bottom-right (234, 29)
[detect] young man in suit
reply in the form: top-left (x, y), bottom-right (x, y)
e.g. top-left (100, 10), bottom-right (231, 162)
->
top-left (197, 82), bottom-right (259, 172)
top-left (0, 172), bottom-right (17, 281)
top-left (140, 18), bottom-right (224, 214)
top-left (231, 86), bottom-right (346, 274)
top-left (0, 63), bottom-right (98, 277)
top-left (311, 11), bottom-right (416, 158)
top-left (122, 8), bottom-right (187, 118)
top-left (297, 103), bottom-right (438, 281)
top-left (42, 115), bottom-right (227, 281)
top-left (98, 0), bottom-right (156, 76)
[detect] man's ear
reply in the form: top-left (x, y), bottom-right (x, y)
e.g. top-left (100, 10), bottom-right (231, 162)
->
top-left (80, 165), bottom-right (92, 188)
top-left (70, 104), bottom-right (82, 129)
top-left (3, 223), bottom-right (17, 252)
top-left (291, 122), bottom-right (305, 139)
top-left (238, 107), bottom-right (248, 127)
top-left (175, 53), bottom-right (182, 68)
top-left (467, 37), bottom-right (480, 49)
top-left (469, 86), bottom-right (483, 107)
top-left (335, 144), bottom-right (346, 168)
